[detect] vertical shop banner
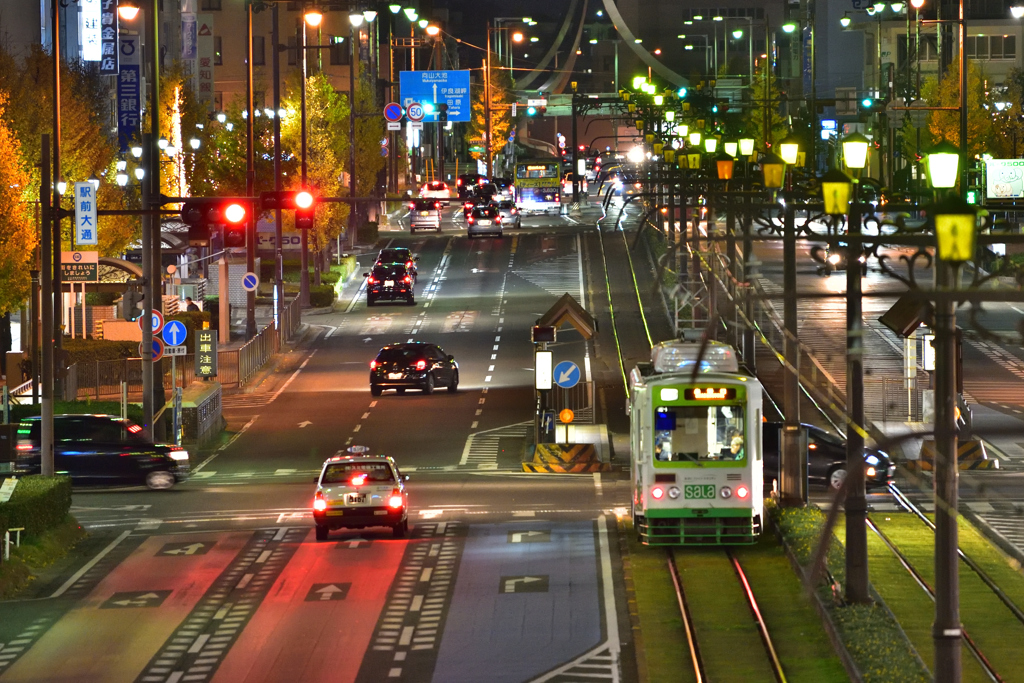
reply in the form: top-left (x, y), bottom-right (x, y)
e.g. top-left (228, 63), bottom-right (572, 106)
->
top-left (100, 0), bottom-right (119, 74)
top-left (181, 12), bottom-right (198, 90)
top-left (81, 0), bottom-right (102, 62)
top-left (197, 14), bottom-right (215, 110)
top-left (118, 34), bottom-right (142, 152)
top-left (74, 183), bottom-right (99, 246)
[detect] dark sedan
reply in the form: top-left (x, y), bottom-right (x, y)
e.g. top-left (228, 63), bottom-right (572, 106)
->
top-left (369, 342), bottom-right (459, 395)
top-left (365, 264), bottom-right (415, 306)
top-left (14, 414), bottom-right (190, 489)
top-left (762, 422), bottom-right (894, 490)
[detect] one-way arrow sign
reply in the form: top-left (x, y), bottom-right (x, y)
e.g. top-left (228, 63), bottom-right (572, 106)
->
top-left (101, 590), bottom-right (173, 609)
top-left (306, 582), bottom-right (351, 602)
top-left (499, 575), bottom-right (549, 594)
top-left (508, 530), bottom-right (552, 544)
top-left (159, 542), bottom-right (211, 556)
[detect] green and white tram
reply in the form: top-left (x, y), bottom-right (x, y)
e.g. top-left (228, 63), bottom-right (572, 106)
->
top-left (629, 340), bottom-right (763, 545)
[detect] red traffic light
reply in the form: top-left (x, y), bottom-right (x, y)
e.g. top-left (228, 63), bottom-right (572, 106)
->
top-left (295, 191), bottom-right (314, 209)
top-left (224, 203), bottom-right (247, 224)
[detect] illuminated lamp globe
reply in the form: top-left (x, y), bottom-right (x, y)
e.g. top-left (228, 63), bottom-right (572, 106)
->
top-left (724, 141), bottom-right (738, 157)
top-left (117, 3), bottom-right (140, 20)
top-left (911, 0), bottom-right (925, 7)
top-left (761, 152), bottom-right (786, 189)
top-left (715, 152), bottom-right (735, 180)
top-left (115, 170), bottom-right (129, 187)
top-left (1013, 4), bottom-right (1024, 17)
top-left (304, 10), bottom-right (324, 27)
top-left (842, 132), bottom-right (871, 171)
top-left (418, 19), bottom-right (429, 28)
top-left (363, 10), bottom-right (378, 22)
top-left (349, 12), bottom-right (365, 27)
top-left (840, 15), bottom-right (852, 27)
top-left (703, 136), bottom-right (718, 153)
top-left (931, 194), bottom-right (977, 263)
top-left (389, 4), bottom-right (402, 13)
top-left (739, 137), bottom-right (755, 156)
top-left (688, 131), bottom-right (702, 146)
top-left (926, 141), bottom-right (961, 188)
top-left (821, 168), bottom-right (853, 215)
top-left (426, 24), bottom-right (440, 36)
top-left (779, 134), bottom-right (800, 165)
top-left (626, 146), bottom-right (646, 164)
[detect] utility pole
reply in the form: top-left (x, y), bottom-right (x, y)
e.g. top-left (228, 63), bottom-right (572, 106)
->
top-left (141, 133), bottom-right (154, 437)
top-left (272, 4), bottom-right (283, 328)
top-left (245, 2), bottom-right (256, 340)
top-left (350, 22), bottom-right (359, 249)
top-left (145, 0), bottom-right (164, 440)
top-left (299, 16), bottom-right (310, 307)
top-left (40, 135), bottom-right (53, 476)
top-left (570, 84), bottom-right (579, 205)
top-left (780, 202), bottom-right (805, 505)
top-left (485, 23), bottom-right (493, 177)
top-left (51, 0), bottom-right (63, 392)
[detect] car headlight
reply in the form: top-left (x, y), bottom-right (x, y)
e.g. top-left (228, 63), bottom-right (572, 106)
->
top-left (866, 467), bottom-right (877, 477)
top-left (168, 449), bottom-right (189, 461)
top-left (828, 253), bottom-right (841, 265)
top-left (865, 455), bottom-right (880, 465)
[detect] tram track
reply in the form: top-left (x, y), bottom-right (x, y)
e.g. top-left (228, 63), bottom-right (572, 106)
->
top-left (667, 547), bottom-right (788, 683)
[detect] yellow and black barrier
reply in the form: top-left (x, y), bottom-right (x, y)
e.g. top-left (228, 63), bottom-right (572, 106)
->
top-left (906, 440), bottom-right (999, 472)
top-left (522, 444), bottom-right (612, 473)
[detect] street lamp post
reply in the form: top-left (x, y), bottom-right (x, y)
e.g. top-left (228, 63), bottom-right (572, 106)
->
top-left (349, 11), bottom-right (364, 251)
top-left (841, 131), bottom-right (870, 604)
top-left (245, 2), bottom-right (256, 340)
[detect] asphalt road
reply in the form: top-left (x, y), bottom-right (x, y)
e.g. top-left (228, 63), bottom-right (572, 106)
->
top-left (0, 205), bottom-right (637, 683)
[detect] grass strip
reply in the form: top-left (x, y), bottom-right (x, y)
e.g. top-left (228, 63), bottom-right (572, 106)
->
top-left (771, 503), bottom-right (931, 683)
top-left (957, 516), bottom-right (1024, 609)
top-left (0, 516), bottom-right (86, 600)
top-left (873, 513), bottom-right (1024, 678)
top-left (675, 548), bottom-right (777, 683)
top-left (623, 523), bottom-right (695, 683)
top-left (735, 537), bottom-right (848, 682)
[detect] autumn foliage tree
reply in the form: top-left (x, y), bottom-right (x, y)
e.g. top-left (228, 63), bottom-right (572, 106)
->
top-left (0, 91), bottom-right (38, 315)
top-left (465, 55), bottom-right (513, 169)
top-left (742, 60), bottom-right (788, 151)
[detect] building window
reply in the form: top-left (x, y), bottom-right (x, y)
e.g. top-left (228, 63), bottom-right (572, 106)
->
top-left (253, 35), bottom-right (265, 65)
top-left (213, 36), bottom-right (222, 65)
top-left (200, 0), bottom-right (222, 10)
top-left (329, 36), bottom-right (349, 65)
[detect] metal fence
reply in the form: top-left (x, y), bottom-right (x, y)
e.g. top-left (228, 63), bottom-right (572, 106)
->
top-left (20, 297), bottom-right (305, 403)
top-left (549, 381), bottom-right (595, 424)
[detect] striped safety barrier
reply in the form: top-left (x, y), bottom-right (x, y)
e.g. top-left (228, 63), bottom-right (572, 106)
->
top-left (522, 443), bottom-right (612, 473)
top-left (905, 439), bottom-right (1000, 472)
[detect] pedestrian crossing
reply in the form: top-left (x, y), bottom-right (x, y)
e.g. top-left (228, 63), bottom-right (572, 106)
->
top-left (964, 339), bottom-right (1024, 405)
top-left (512, 251), bottom-right (584, 301)
top-left (459, 422), bottom-right (532, 469)
top-left (221, 393), bottom-right (277, 409)
top-left (976, 510), bottom-right (1024, 551)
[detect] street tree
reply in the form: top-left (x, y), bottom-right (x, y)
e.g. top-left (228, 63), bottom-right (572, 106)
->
top-left (920, 60), bottom-right (993, 157)
top-left (743, 59), bottom-right (788, 151)
top-left (0, 91), bottom-right (38, 315)
top-left (465, 55), bottom-right (513, 168)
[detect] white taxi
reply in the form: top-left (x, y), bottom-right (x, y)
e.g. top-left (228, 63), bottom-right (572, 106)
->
top-left (312, 451), bottom-right (410, 540)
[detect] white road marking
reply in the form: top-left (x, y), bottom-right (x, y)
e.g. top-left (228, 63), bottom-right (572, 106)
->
top-left (362, 413), bottom-right (371, 419)
top-left (353, 424), bottom-right (362, 432)
top-left (488, 365), bottom-right (495, 371)
top-left (49, 529), bottom-right (131, 598)
top-left (593, 472), bottom-right (603, 496)
top-left (491, 354), bottom-right (496, 360)
top-left (471, 421), bottom-right (479, 429)
top-left (484, 376), bottom-right (491, 382)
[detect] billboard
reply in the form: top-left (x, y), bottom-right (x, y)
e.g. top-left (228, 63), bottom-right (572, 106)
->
top-left (985, 159), bottom-right (1024, 199)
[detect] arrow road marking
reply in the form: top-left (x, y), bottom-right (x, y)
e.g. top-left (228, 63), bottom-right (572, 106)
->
top-left (318, 585), bottom-right (344, 600)
top-left (503, 576), bottom-right (543, 593)
top-left (163, 543), bottom-right (205, 556)
top-left (510, 530), bottom-right (546, 543)
top-left (299, 421), bottom-right (312, 428)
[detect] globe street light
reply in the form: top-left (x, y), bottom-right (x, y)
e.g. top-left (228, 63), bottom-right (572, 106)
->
top-left (1013, 4), bottom-right (1024, 17)
top-left (842, 132), bottom-right (871, 174)
top-left (927, 141), bottom-right (960, 189)
top-left (349, 12), bottom-right (365, 27)
top-left (724, 141), bottom-right (738, 157)
top-left (703, 136), bottom-right (718, 153)
top-left (739, 138), bottom-right (755, 156)
top-left (779, 135), bottom-right (800, 165)
top-left (304, 10), bottom-right (324, 27)
top-left (117, 2), bottom-right (140, 21)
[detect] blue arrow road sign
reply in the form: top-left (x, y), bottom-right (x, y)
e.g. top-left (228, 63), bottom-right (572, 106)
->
top-left (161, 320), bottom-right (188, 347)
top-left (553, 361), bottom-right (581, 389)
top-left (399, 70), bottom-right (471, 122)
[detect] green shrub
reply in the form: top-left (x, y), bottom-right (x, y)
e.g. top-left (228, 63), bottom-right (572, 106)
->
top-left (9, 400), bottom-right (144, 426)
top-left (0, 476), bottom-right (73, 541)
top-left (320, 270), bottom-right (341, 285)
top-left (309, 284), bottom-right (336, 308)
top-left (85, 292), bottom-right (119, 306)
top-left (62, 338), bottom-right (139, 364)
top-left (357, 220), bottom-right (379, 245)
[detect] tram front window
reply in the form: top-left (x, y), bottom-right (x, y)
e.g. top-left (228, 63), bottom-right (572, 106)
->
top-left (654, 405), bottom-right (745, 463)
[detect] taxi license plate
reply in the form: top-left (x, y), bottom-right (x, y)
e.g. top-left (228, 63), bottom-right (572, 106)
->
top-left (347, 494), bottom-right (366, 504)
top-left (384, 280), bottom-right (395, 287)
top-left (420, 211), bottom-right (430, 215)
top-left (478, 220), bottom-right (491, 225)
top-left (388, 372), bottom-right (403, 379)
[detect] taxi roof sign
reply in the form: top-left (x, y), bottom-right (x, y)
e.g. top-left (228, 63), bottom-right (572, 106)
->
top-left (347, 445), bottom-right (371, 453)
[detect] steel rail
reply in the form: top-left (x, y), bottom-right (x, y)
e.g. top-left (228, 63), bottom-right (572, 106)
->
top-left (667, 549), bottom-right (706, 683)
top-left (866, 517), bottom-right (1003, 682)
top-left (729, 550), bottom-right (788, 683)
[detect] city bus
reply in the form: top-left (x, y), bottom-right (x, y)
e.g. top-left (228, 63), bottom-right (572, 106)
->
top-left (514, 159), bottom-right (561, 214)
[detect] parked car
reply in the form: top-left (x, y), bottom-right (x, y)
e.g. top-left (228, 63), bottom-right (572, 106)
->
top-left (14, 415), bottom-right (190, 489)
top-left (369, 342), bottom-right (459, 395)
top-left (762, 422), bottom-right (895, 491)
top-left (409, 198), bottom-right (442, 233)
top-left (467, 204), bottom-right (503, 238)
top-left (495, 200), bottom-right (521, 229)
top-left (364, 263), bottom-right (415, 306)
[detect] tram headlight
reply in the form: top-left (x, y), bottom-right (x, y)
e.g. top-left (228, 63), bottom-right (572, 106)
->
top-left (668, 486), bottom-right (681, 499)
top-left (651, 486), bottom-right (665, 500)
top-left (720, 486), bottom-right (733, 499)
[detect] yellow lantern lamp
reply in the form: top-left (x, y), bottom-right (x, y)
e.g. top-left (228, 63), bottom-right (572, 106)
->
top-left (821, 168), bottom-right (853, 215)
top-left (932, 194), bottom-right (977, 263)
top-left (687, 153), bottom-right (702, 169)
top-left (689, 131), bottom-right (702, 146)
top-left (715, 152), bottom-right (735, 180)
top-left (927, 141), bottom-right (961, 189)
top-left (761, 152), bottom-right (786, 189)
top-left (842, 132), bottom-right (871, 173)
top-left (739, 137), bottom-right (756, 157)
top-left (779, 134), bottom-right (800, 165)
top-left (704, 137), bottom-right (718, 153)
top-left (724, 141), bottom-right (738, 157)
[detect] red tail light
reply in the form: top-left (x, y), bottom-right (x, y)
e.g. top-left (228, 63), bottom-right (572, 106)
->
top-left (406, 260), bottom-right (413, 268)
top-left (511, 208), bottom-right (518, 214)
top-left (370, 360), bottom-right (378, 370)
top-left (651, 486), bottom-right (665, 500)
top-left (404, 276), bottom-right (411, 283)
top-left (367, 277), bottom-right (375, 284)
top-left (434, 202), bottom-right (441, 209)
top-left (313, 493), bottom-right (327, 511)
top-left (409, 203), bottom-right (415, 209)
top-left (415, 359), bottom-right (427, 371)
top-left (351, 474), bottom-right (367, 487)
top-left (16, 443), bottom-right (31, 451)
top-left (467, 217), bottom-right (474, 223)
top-left (127, 424), bottom-right (142, 434)
top-left (457, 179), bottom-right (462, 186)
top-left (388, 492), bottom-right (404, 509)
top-left (736, 485), bottom-right (750, 499)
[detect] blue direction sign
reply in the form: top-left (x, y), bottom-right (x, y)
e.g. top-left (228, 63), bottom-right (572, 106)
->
top-left (399, 70), bottom-right (471, 122)
top-left (161, 320), bottom-right (188, 347)
top-left (553, 361), bottom-right (581, 389)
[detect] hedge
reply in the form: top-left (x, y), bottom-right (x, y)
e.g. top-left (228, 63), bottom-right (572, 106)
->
top-left (85, 291), bottom-right (119, 306)
top-left (0, 475), bottom-right (73, 542)
top-left (62, 337), bottom-right (139, 364)
top-left (8, 400), bottom-right (144, 425)
top-left (309, 284), bottom-right (336, 308)
top-left (320, 270), bottom-right (341, 285)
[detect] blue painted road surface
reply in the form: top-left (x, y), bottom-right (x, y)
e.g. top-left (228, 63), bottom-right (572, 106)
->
top-left (431, 521), bottom-right (602, 683)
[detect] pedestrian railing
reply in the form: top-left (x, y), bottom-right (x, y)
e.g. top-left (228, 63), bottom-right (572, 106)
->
top-left (549, 381), bottom-right (596, 424)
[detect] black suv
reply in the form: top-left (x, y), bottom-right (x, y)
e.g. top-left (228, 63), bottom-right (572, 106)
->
top-left (14, 415), bottom-right (190, 489)
top-left (457, 173), bottom-right (488, 198)
top-left (369, 342), bottom-right (459, 395)
top-left (762, 422), bottom-right (894, 491)
top-left (364, 263), bottom-right (415, 306)
top-left (375, 247), bottom-right (418, 281)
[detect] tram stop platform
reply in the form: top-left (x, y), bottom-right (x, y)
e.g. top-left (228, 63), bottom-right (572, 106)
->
top-left (522, 424), bottom-right (613, 473)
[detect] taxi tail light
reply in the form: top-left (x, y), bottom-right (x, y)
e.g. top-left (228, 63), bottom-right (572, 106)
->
top-left (409, 202), bottom-right (415, 209)
top-left (387, 492), bottom-right (404, 509)
top-left (434, 201), bottom-right (441, 209)
top-left (404, 276), bottom-right (412, 283)
top-left (127, 424), bottom-right (143, 434)
top-left (651, 486), bottom-right (665, 500)
top-left (15, 443), bottom-right (32, 451)
top-left (457, 178), bottom-right (463, 186)
top-left (467, 217), bottom-right (475, 224)
top-left (313, 494), bottom-right (327, 511)
top-left (350, 474), bottom-right (368, 487)
top-left (406, 260), bottom-right (414, 268)
top-left (866, 467), bottom-right (877, 477)
top-left (415, 359), bottom-right (427, 371)
top-left (736, 485), bottom-right (750, 499)
top-left (367, 276), bottom-right (376, 284)
top-left (370, 360), bottom-right (378, 370)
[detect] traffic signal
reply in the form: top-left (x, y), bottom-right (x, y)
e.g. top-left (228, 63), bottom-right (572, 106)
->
top-left (438, 103), bottom-right (448, 123)
top-left (295, 191), bottom-right (315, 230)
top-left (180, 199), bottom-right (249, 246)
top-left (121, 287), bottom-right (143, 321)
top-left (260, 190), bottom-right (315, 212)
top-left (527, 106), bottom-right (537, 116)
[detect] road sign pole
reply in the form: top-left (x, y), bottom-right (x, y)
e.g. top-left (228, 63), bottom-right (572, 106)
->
top-left (141, 133), bottom-right (154, 438)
